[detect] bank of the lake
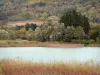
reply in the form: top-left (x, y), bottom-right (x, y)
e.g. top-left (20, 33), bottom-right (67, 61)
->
top-left (0, 43), bottom-right (85, 47)
top-left (0, 43), bottom-right (100, 47)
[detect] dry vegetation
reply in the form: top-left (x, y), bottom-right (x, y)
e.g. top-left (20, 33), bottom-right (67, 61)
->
top-left (0, 59), bottom-right (100, 75)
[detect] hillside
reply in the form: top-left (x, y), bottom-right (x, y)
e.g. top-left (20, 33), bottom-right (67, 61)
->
top-left (0, 0), bottom-right (100, 23)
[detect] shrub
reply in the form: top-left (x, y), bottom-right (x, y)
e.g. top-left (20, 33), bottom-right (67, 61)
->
top-left (15, 25), bottom-right (24, 30)
top-left (90, 23), bottom-right (100, 40)
top-left (17, 28), bottom-right (26, 34)
top-left (26, 29), bottom-right (35, 41)
top-left (71, 39), bottom-right (85, 44)
top-left (89, 39), bottom-right (95, 44)
top-left (96, 37), bottom-right (100, 43)
top-left (0, 30), bottom-right (9, 40)
top-left (64, 26), bottom-right (75, 42)
top-left (82, 40), bottom-right (89, 46)
top-left (34, 27), bottom-right (45, 42)
top-left (16, 28), bottom-right (26, 39)
top-left (7, 30), bottom-right (16, 40)
top-left (90, 30), bottom-right (99, 40)
top-left (73, 26), bottom-right (85, 40)
top-left (71, 39), bottom-right (82, 43)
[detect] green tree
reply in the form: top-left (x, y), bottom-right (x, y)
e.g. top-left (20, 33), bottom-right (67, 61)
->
top-left (34, 27), bottom-right (45, 42)
top-left (26, 28), bottom-right (34, 41)
top-left (25, 23), bottom-right (30, 31)
top-left (82, 15), bottom-right (90, 35)
top-left (41, 16), bottom-right (65, 41)
top-left (34, 16), bottom-right (65, 41)
top-left (60, 10), bottom-right (90, 34)
top-left (74, 26), bottom-right (85, 40)
top-left (31, 23), bottom-right (37, 31)
top-left (90, 23), bottom-right (100, 40)
top-left (64, 26), bottom-right (75, 42)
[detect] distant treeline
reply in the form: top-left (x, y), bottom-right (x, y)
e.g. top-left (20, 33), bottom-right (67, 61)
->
top-left (0, 10), bottom-right (100, 44)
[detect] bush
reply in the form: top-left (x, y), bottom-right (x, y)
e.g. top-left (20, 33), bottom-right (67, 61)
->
top-left (90, 30), bottom-right (99, 40)
top-left (89, 39), bottom-right (95, 44)
top-left (34, 27), bottom-right (45, 42)
top-left (90, 23), bottom-right (100, 40)
top-left (16, 28), bottom-right (26, 39)
top-left (26, 29), bottom-right (35, 41)
top-left (71, 39), bottom-right (90, 45)
top-left (71, 39), bottom-right (85, 44)
top-left (64, 26), bottom-right (75, 42)
top-left (17, 28), bottom-right (26, 34)
top-left (71, 39), bottom-right (82, 43)
top-left (0, 30), bottom-right (9, 40)
top-left (96, 37), bottom-right (100, 43)
top-left (15, 25), bottom-right (24, 30)
top-left (7, 30), bottom-right (16, 40)
top-left (82, 40), bottom-right (89, 46)
top-left (73, 26), bottom-right (85, 40)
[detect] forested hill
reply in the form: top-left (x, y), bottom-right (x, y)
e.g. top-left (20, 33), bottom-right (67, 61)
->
top-left (0, 0), bottom-right (100, 23)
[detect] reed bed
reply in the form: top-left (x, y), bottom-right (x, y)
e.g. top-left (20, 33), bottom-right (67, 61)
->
top-left (0, 59), bottom-right (100, 75)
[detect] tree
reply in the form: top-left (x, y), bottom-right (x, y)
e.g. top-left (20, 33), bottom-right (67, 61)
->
top-left (31, 23), bottom-right (37, 31)
top-left (82, 15), bottom-right (90, 34)
top-left (26, 28), bottom-right (34, 41)
top-left (25, 23), bottom-right (30, 31)
top-left (41, 16), bottom-right (65, 41)
top-left (90, 24), bottom-right (100, 40)
top-left (34, 27), bottom-right (45, 42)
top-left (60, 10), bottom-right (90, 34)
top-left (34, 16), bottom-right (65, 42)
top-left (64, 26), bottom-right (75, 42)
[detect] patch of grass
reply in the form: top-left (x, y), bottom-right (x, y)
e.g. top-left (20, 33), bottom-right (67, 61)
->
top-left (0, 59), bottom-right (100, 75)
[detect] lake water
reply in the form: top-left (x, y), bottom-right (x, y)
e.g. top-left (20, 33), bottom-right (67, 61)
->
top-left (0, 47), bottom-right (100, 62)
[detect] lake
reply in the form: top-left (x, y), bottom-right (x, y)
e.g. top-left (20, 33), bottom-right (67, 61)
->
top-left (0, 47), bottom-right (100, 62)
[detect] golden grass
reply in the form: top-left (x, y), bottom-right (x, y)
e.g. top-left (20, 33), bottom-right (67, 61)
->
top-left (0, 59), bottom-right (100, 75)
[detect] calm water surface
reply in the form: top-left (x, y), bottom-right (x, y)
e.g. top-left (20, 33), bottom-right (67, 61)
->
top-left (0, 47), bottom-right (100, 62)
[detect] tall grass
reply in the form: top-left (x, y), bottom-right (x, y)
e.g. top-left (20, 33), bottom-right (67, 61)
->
top-left (0, 59), bottom-right (100, 75)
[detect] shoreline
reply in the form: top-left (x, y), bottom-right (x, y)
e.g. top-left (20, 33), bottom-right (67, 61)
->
top-left (0, 43), bottom-right (100, 47)
top-left (0, 43), bottom-right (84, 47)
